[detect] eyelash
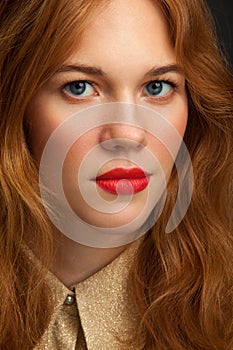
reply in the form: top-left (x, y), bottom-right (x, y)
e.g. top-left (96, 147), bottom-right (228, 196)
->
top-left (62, 80), bottom-right (97, 100)
top-left (143, 80), bottom-right (178, 100)
top-left (61, 79), bottom-right (179, 102)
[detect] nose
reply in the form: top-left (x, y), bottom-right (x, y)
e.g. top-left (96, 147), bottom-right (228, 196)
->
top-left (99, 124), bottom-right (148, 152)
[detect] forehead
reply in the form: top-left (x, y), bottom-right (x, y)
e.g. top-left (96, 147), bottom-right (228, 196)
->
top-left (65, 0), bottom-right (176, 71)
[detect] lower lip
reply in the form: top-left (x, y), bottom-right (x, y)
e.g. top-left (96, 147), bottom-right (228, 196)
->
top-left (95, 177), bottom-right (149, 195)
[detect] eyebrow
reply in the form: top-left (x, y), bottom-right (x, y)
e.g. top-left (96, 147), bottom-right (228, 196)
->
top-left (145, 64), bottom-right (183, 77)
top-left (57, 63), bottom-right (182, 77)
top-left (57, 64), bottom-right (106, 76)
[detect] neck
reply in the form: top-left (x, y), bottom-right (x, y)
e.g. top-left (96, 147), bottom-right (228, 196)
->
top-left (48, 229), bottom-right (130, 287)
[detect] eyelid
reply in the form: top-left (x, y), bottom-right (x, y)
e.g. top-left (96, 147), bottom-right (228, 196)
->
top-left (62, 79), bottom-right (99, 100)
top-left (63, 79), bottom-right (96, 90)
top-left (142, 79), bottom-right (179, 100)
top-left (59, 77), bottom-right (181, 103)
top-left (144, 78), bottom-right (178, 88)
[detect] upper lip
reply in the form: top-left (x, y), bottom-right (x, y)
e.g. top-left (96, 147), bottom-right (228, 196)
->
top-left (95, 167), bottom-right (150, 180)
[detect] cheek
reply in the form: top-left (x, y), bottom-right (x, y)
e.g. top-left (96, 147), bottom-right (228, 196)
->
top-left (149, 102), bottom-right (188, 174)
top-left (27, 105), bottom-right (69, 163)
top-left (26, 83), bottom-right (83, 163)
top-left (170, 97), bottom-right (189, 137)
top-left (174, 110), bottom-right (188, 138)
top-left (63, 139), bottom-right (93, 173)
top-left (62, 130), bottom-right (100, 183)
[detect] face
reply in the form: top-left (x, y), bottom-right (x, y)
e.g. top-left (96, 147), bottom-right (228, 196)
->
top-left (27, 0), bottom-right (188, 238)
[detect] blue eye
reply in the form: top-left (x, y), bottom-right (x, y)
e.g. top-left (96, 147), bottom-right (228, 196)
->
top-left (64, 81), bottom-right (95, 97)
top-left (144, 81), bottom-right (173, 97)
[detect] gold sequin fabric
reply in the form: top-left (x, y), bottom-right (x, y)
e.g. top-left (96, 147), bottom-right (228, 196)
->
top-left (25, 239), bottom-right (145, 350)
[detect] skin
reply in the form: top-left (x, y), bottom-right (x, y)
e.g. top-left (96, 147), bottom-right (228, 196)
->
top-left (27, 0), bottom-right (188, 286)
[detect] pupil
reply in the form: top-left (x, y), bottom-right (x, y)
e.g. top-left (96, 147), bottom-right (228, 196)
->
top-left (70, 82), bottom-right (86, 95)
top-left (147, 82), bottom-right (162, 95)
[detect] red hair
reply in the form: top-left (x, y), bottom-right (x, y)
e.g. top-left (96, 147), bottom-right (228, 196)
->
top-left (0, 0), bottom-right (232, 348)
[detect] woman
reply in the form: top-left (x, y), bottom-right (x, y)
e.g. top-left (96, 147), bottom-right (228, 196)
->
top-left (0, 0), bottom-right (232, 349)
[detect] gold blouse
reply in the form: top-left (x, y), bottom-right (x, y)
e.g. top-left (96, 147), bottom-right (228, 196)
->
top-left (28, 239), bottom-right (145, 350)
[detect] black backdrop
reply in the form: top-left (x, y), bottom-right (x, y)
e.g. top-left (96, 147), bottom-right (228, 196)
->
top-left (207, 0), bottom-right (233, 65)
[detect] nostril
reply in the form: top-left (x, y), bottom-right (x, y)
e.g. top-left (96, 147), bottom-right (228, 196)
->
top-left (99, 125), bottom-right (148, 151)
top-left (100, 137), bottom-right (145, 152)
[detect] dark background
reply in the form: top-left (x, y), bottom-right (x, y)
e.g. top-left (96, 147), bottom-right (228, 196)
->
top-left (207, 0), bottom-right (233, 65)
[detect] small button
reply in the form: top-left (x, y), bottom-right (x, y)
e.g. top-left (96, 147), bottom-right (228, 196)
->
top-left (64, 294), bottom-right (75, 305)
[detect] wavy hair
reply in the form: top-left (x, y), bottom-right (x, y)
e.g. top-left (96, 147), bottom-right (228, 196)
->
top-left (130, 1), bottom-right (233, 349)
top-left (0, 0), bottom-right (232, 348)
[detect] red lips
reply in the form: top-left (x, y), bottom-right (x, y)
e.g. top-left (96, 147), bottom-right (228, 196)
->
top-left (95, 167), bottom-right (150, 195)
